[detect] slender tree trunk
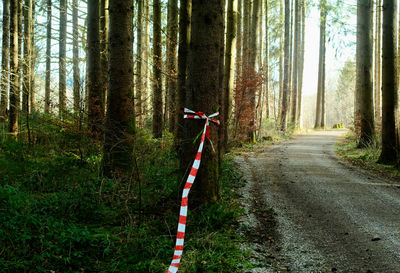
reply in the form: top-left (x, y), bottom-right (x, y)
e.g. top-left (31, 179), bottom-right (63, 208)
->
top-left (30, 0), bottom-right (36, 112)
top-left (223, 0), bottom-right (238, 149)
top-left (22, 0), bottom-right (32, 114)
top-left (290, 0), bottom-right (300, 125)
top-left (235, 0), bottom-right (242, 78)
top-left (378, 0), bottom-right (397, 163)
top-left (143, 0), bottom-right (150, 119)
top-left (242, 0), bottom-right (250, 68)
top-left (0, 0), bottom-right (10, 118)
top-left (174, 0), bottom-right (191, 150)
top-left (356, 0), bottom-right (374, 147)
top-left (8, 0), bottom-right (19, 134)
top-left (315, 0), bottom-right (326, 128)
top-left (59, 0), bottom-right (67, 117)
top-left (183, 0), bottom-right (224, 204)
top-left (265, 0), bottom-right (270, 120)
top-left (278, 0), bottom-right (284, 117)
top-left (136, 0), bottom-right (143, 127)
top-left (17, 0), bottom-right (22, 111)
top-left (88, 0), bottom-right (104, 138)
top-left (296, 0), bottom-right (305, 126)
top-left (374, 0), bottom-right (382, 126)
top-left (73, 0), bottom-right (80, 114)
top-left (45, 0), bottom-right (51, 114)
top-left (100, 0), bottom-right (108, 115)
top-left (152, 0), bottom-right (163, 138)
top-left (280, 0), bottom-right (290, 132)
top-left (102, 0), bottom-right (135, 176)
top-left (166, 0), bottom-right (178, 133)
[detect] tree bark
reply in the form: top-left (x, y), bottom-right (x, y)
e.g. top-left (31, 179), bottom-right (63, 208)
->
top-left (22, 0), bottom-right (32, 114)
top-left (8, 0), bottom-right (19, 134)
top-left (378, 0), bottom-right (397, 163)
top-left (166, 0), bottom-right (178, 133)
top-left (223, 0), bottom-right (238, 149)
top-left (0, 0), bottom-right (10, 118)
top-left (315, 0), bottom-right (326, 128)
top-left (264, 0), bottom-right (270, 120)
top-left (136, 0), bottom-right (143, 127)
top-left (152, 0), bottom-right (163, 138)
top-left (73, 0), bottom-right (80, 114)
top-left (356, 0), bottom-right (375, 147)
top-left (45, 0), bottom-right (51, 114)
top-left (183, 0), bottom-right (224, 204)
top-left (102, 0), bottom-right (135, 176)
top-left (290, 0), bottom-right (300, 126)
top-left (30, 0), bottom-right (36, 112)
top-left (59, 0), bottom-right (67, 117)
top-left (235, 0), bottom-right (242, 79)
top-left (296, 0), bottom-right (305, 126)
top-left (374, 0), bottom-right (382, 126)
top-left (280, 0), bottom-right (290, 132)
top-left (100, 0), bottom-right (109, 115)
top-left (88, 0), bottom-right (104, 138)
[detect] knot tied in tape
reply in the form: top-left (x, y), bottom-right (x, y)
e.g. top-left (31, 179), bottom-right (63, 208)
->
top-left (167, 108), bottom-right (220, 273)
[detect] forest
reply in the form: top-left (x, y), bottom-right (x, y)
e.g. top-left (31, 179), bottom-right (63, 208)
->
top-left (0, 0), bottom-right (399, 272)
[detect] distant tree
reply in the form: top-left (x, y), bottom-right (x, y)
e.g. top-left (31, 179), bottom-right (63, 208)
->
top-left (183, 0), bottom-right (224, 204)
top-left (8, 0), bottom-right (19, 134)
top-left (0, 0), bottom-right (10, 118)
top-left (59, 0), bottom-right (67, 117)
top-left (136, 0), bottom-right (144, 127)
top-left (290, 0), bottom-right (300, 126)
top-left (152, 0), bottom-right (163, 138)
top-left (102, 0), bottom-right (135, 176)
top-left (335, 60), bottom-right (355, 126)
top-left (73, 0), bottom-right (80, 114)
top-left (378, 0), bottom-right (397, 164)
top-left (45, 0), bottom-right (51, 114)
top-left (280, 0), bottom-right (290, 132)
top-left (356, 0), bottom-right (374, 147)
top-left (22, 0), bottom-right (33, 114)
top-left (296, 0), bottom-right (305, 125)
top-left (374, 0), bottom-right (382, 126)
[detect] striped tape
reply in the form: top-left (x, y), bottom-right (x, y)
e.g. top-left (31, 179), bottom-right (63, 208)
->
top-left (167, 108), bottom-right (219, 273)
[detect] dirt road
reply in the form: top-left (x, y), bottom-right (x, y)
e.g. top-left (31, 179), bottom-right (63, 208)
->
top-left (236, 130), bottom-right (400, 273)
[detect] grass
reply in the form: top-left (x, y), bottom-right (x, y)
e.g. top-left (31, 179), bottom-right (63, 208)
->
top-left (335, 131), bottom-right (400, 178)
top-left (0, 114), bottom-right (252, 272)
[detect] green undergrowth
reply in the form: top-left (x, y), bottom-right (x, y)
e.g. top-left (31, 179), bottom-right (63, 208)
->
top-left (0, 115), bottom-right (250, 272)
top-left (335, 132), bottom-right (400, 178)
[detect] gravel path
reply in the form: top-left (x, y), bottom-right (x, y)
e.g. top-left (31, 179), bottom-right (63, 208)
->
top-left (236, 130), bottom-right (400, 273)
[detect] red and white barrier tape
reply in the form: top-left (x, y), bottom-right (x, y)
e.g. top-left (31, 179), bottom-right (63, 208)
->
top-left (167, 108), bottom-right (220, 273)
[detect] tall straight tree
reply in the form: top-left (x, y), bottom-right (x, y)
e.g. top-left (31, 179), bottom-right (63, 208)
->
top-left (378, 0), bottom-right (397, 163)
top-left (235, 0), bottom-right (242, 78)
top-left (166, 0), bottom-right (178, 132)
top-left (183, 0), bottom-right (224, 204)
top-left (290, 0), bottom-right (300, 125)
top-left (296, 0), bottom-right (305, 125)
top-left (152, 0), bottom-right (163, 138)
top-left (0, 0), bottom-right (10, 118)
top-left (88, 0), bottom-right (104, 137)
top-left (374, 0), bottom-right (382, 125)
top-left (174, 0), bottom-right (191, 149)
top-left (102, 0), bottom-right (135, 176)
top-left (8, 0), bottom-right (19, 134)
top-left (30, 0), bottom-right (36, 112)
top-left (45, 0), bottom-right (51, 113)
top-left (314, 0), bottom-right (326, 128)
top-left (264, 0), bottom-right (270, 119)
top-left (100, 0), bottom-right (109, 111)
top-left (223, 0), bottom-right (238, 149)
top-left (136, 0), bottom-right (144, 127)
top-left (280, 0), bottom-right (290, 132)
top-left (59, 0), bottom-right (67, 116)
top-left (356, 0), bottom-right (374, 147)
top-left (22, 0), bottom-right (33, 113)
top-left (73, 0), bottom-right (80, 113)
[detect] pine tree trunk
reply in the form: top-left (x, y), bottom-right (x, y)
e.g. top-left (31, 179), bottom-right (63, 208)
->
top-left (8, 0), bottom-right (19, 134)
top-left (102, 0), bottom-right (135, 176)
top-left (280, 0), bottom-right (290, 132)
top-left (235, 0), bottom-right (242, 78)
top-left (378, 0), bottom-right (397, 163)
top-left (166, 0), bottom-right (178, 133)
top-left (278, 0), bottom-right (284, 117)
top-left (242, 0), bottom-right (250, 67)
top-left (356, 0), bottom-right (374, 147)
top-left (30, 0), bottom-right (36, 112)
top-left (100, 0), bottom-right (108, 115)
top-left (59, 0), bottom-right (67, 117)
top-left (45, 0), bottom-right (51, 114)
top-left (183, 0), bottom-right (224, 204)
top-left (152, 0), bottom-right (163, 138)
top-left (88, 0), bottom-right (104, 137)
top-left (143, 0), bottom-right (150, 118)
top-left (73, 0), bottom-right (80, 114)
top-left (0, 0), bottom-right (10, 118)
top-left (136, 0), bottom-right (143, 127)
top-left (374, 0), bottom-right (382, 126)
top-left (265, 0), bottom-right (270, 120)
top-left (174, 0), bottom-right (191, 150)
top-left (296, 0), bottom-right (305, 126)
top-left (17, 0), bottom-right (22, 111)
top-left (290, 0), bottom-right (299, 125)
top-left (22, 0), bottom-right (32, 114)
top-left (223, 0), bottom-right (238, 149)
top-left (315, 0), bottom-right (326, 128)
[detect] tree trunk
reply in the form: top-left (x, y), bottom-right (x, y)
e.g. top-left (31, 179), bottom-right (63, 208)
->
top-left (264, 0), bottom-right (270, 120)
top-left (45, 0), bottom-right (51, 114)
top-left (280, 0), bottom-right (290, 132)
top-left (235, 0), bottom-right (242, 78)
top-left (183, 0), bottom-right (224, 204)
top-left (30, 0), bottom-right (36, 112)
top-left (315, 0), bottom-right (326, 128)
top-left (22, 0), bottom-right (32, 114)
top-left (0, 0), bottom-right (10, 118)
top-left (73, 0), bottom-right (80, 114)
top-left (152, 0), bottom-right (163, 138)
top-left (8, 0), bottom-right (19, 134)
top-left (223, 0), bottom-right (238, 149)
top-left (102, 0), bottom-right (135, 176)
top-left (88, 0), bottom-right (104, 138)
top-left (290, 0), bottom-right (300, 126)
top-left (59, 0), bottom-right (67, 117)
top-left (374, 0), bottom-right (382, 126)
top-left (378, 0), bottom-right (397, 163)
top-left (143, 0), bottom-right (150, 119)
top-left (242, 0), bottom-right (250, 68)
top-left (356, 0), bottom-right (375, 147)
top-left (278, 0), bottom-right (284, 117)
top-left (166, 0), bottom-right (178, 133)
top-left (174, 0), bottom-right (191, 150)
top-left (296, 0), bottom-right (305, 126)
top-left (100, 0), bottom-right (109, 115)
top-left (136, 0), bottom-right (143, 127)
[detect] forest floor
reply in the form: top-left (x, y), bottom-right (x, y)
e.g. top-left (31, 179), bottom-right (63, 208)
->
top-left (235, 129), bottom-right (400, 273)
